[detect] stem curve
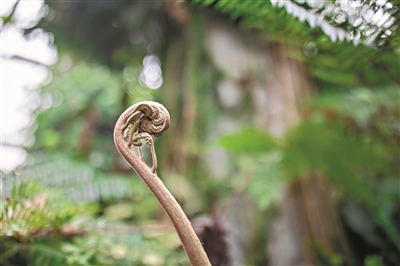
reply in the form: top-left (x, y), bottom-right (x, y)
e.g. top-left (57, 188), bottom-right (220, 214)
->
top-left (114, 101), bottom-right (211, 266)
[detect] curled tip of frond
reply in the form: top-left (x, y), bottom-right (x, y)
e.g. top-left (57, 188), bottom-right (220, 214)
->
top-left (132, 101), bottom-right (170, 138)
top-left (116, 101), bottom-right (170, 173)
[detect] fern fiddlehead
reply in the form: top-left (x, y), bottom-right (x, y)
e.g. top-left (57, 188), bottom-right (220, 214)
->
top-left (114, 101), bottom-right (211, 266)
top-left (120, 101), bottom-right (170, 173)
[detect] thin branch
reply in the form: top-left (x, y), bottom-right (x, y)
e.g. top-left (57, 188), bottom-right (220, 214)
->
top-left (1, 54), bottom-right (51, 67)
top-left (8, 0), bottom-right (20, 18)
top-left (88, 223), bottom-right (175, 234)
top-left (0, 142), bottom-right (24, 148)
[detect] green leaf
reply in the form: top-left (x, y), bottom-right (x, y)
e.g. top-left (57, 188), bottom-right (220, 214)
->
top-left (282, 120), bottom-right (388, 205)
top-left (247, 151), bottom-right (285, 211)
top-left (28, 243), bottom-right (68, 266)
top-left (203, 0), bottom-right (215, 6)
top-left (364, 255), bottom-right (384, 266)
top-left (310, 67), bottom-right (360, 86)
top-left (219, 128), bottom-right (278, 153)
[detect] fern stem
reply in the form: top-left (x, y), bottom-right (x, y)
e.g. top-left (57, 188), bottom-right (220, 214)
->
top-left (114, 101), bottom-right (211, 266)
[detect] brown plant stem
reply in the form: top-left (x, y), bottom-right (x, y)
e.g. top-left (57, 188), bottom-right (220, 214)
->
top-left (114, 101), bottom-right (211, 266)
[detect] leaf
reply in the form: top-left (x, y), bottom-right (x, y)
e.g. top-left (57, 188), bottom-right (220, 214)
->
top-left (219, 128), bottom-right (278, 154)
top-left (203, 0), bottom-right (215, 6)
top-left (246, 152), bottom-right (285, 211)
top-left (365, 256), bottom-right (384, 266)
top-left (28, 243), bottom-right (68, 266)
top-left (310, 67), bottom-right (360, 86)
top-left (282, 120), bottom-right (388, 205)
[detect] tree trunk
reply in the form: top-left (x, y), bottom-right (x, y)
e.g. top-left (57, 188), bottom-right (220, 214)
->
top-left (265, 43), bottom-right (356, 266)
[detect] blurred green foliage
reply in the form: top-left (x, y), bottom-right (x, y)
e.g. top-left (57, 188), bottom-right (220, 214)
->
top-left (219, 87), bottom-right (400, 264)
top-left (283, 120), bottom-right (385, 203)
top-left (220, 128), bottom-right (278, 154)
top-left (245, 151), bottom-right (285, 211)
top-left (194, 0), bottom-right (399, 87)
top-left (0, 178), bottom-right (189, 266)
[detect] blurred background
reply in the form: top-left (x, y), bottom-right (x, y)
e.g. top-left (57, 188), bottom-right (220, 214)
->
top-left (1, 0), bottom-right (399, 265)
